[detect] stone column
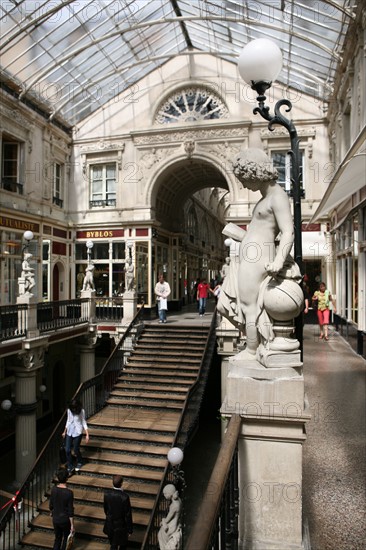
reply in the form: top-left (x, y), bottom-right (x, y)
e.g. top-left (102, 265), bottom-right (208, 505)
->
top-left (221, 358), bottom-right (310, 550)
top-left (78, 332), bottom-right (97, 383)
top-left (13, 340), bottom-right (48, 485)
top-left (17, 293), bottom-right (39, 339)
top-left (122, 290), bottom-right (137, 324)
top-left (81, 289), bottom-right (96, 321)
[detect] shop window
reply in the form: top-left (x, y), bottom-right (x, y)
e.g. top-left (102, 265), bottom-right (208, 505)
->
top-left (271, 150), bottom-right (304, 195)
top-left (52, 163), bottom-right (63, 208)
top-left (90, 164), bottom-right (116, 208)
top-left (1, 138), bottom-right (23, 194)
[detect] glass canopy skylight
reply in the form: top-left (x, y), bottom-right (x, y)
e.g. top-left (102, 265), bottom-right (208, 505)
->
top-left (0, 0), bottom-right (357, 127)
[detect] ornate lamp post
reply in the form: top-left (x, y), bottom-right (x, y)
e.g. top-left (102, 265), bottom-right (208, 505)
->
top-left (167, 447), bottom-right (186, 495)
top-left (237, 38), bottom-right (304, 351)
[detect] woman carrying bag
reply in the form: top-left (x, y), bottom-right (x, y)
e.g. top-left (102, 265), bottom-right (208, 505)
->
top-left (312, 282), bottom-right (336, 341)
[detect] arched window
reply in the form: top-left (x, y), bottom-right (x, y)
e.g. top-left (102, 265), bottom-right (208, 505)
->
top-left (155, 87), bottom-right (228, 124)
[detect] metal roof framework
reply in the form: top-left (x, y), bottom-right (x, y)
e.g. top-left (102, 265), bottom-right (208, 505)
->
top-left (0, 0), bottom-right (357, 126)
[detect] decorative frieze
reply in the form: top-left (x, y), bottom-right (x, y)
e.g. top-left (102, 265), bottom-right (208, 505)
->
top-left (79, 140), bottom-right (125, 153)
top-left (133, 127), bottom-right (247, 146)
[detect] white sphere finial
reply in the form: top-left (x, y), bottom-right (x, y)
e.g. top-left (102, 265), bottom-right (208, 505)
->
top-left (23, 230), bottom-right (34, 242)
top-left (238, 39), bottom-right (283, 85)
top-left (167, 447), bottom-right (184, 466)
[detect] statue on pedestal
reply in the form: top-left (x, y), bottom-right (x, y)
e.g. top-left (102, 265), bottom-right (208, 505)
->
top-left (82, 263), bottom-right (95, 291)
top-left (220, 256), bottom-right (231, 281)
top-left (19, 252), bottom-right (36, 295)
top-left (217, 148), bottom-right (303, 366)
top-left (158, 484), bottom-right (182, 550)
top-left (125, 257), bottom-right (135, 292)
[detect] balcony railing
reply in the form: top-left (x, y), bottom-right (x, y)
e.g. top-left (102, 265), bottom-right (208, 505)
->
top-left (1, 179), bottom-right (24, 194)
top-left (37, 299), bottom-right (90, 333)
top-left (89, 198), bottom-right (116, 208)
top-left (52, 196), bottom-right (63, 207)
top-left (94, 296), bottom-right (123, 321)
top-left (0, 304), bottom-right (27, 341)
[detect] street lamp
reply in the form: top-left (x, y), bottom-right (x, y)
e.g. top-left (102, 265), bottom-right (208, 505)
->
top-left (238, 38), bottom-right (304, 352)
top-left (167, 447), bottom-right (186, 495)
top-left (23, 230), bottom-right (34, 252)
top-left (238, 38), bottom-right (303, 272)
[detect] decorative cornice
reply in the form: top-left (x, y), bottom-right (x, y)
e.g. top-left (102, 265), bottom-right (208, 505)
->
top-left (260, 127), bottom-right (316, 139)
top-left (133, 126), bottom-right (248, 145)
top-left (0, 105), bottom-right (34, 132)
top-left (79, 140), bottom-right (125, 153)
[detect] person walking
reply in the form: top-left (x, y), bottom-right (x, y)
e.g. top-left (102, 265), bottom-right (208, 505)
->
top-left (154, 274), bottom-right (171, 323)
top-left (49, 468), bottom-right (74, 550)
top-left (312, 281), bottom-right (336, 341)
top-left (197, 278), bottom-right (211, 316)
top-left (103, 474), bottom-right (133, 550)
top-left (62, 398), bottom-right (89, 475)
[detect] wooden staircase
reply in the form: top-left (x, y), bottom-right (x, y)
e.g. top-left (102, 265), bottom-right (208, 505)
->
top-left (21, 324), bottom-right (210, 549)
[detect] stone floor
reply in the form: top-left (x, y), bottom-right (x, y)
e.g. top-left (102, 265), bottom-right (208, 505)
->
top-left (302, 323), bottom-right (366, 550)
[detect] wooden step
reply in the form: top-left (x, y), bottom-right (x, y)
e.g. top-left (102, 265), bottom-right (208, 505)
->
top-left (67, 475), bottom-right (160, 496)
top-left (119, 373), bottom-right (196, 384)
top-left (106, 397), bottom-right (183, 410)
top-left (28, 514), bottom-right (144, 544)
top-left (75, 462), bottom-right (163, 482)
top-left (39, 501), bottom-right (150, 526)
top-left (20, 530), bottom-right (110, 549)
top-left (133, 349), bottom-right (203, 357)
top-left (127, 353), bottom-right (201, 368)
top-left (121, 363), bottom-right (199, 381)
top-left (115, 382), bottom-right (190, 393)
top-left (87, 406), bottom-right (180, 433)
top-left (81, 449), bottom-right (167, 468)
top-left (46, 486), bottom-right (155, 511)
top-left (82, 438), bottom-right (170, 455)
top-left (111, 389), bottom-right (186, 400)
top-left (88, 426), bottom-right (174, 445)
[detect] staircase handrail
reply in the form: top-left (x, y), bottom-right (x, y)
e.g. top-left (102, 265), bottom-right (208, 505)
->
top-left (0, 306), bottom-right (144, 547)
top-left (141, 309), bottom-right (218, 549)
top-left (185, 414), bottom-right (241, 549)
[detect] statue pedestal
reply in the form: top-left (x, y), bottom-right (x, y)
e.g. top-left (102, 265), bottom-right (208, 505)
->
top-left (17, 292), bottom-right (37, 337)
top-left (221, 358), bottom-right (310, 550)
top-left (80, 289), bottom-right (96, 320)
top-left (122, 290), bottom-right (137, 323)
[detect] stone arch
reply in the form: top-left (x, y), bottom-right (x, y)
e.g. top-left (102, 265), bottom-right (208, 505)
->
top-left (145, 151), bottom-right (239, 224)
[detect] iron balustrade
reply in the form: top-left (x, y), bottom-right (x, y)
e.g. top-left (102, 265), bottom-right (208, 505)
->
top-left (1, 179), bottom-right (24, 194)
top-left (185, 415), bottom-right (241, 550)
top-left (94, 296), bottom-right (124, 321)
top-left (37, 299), bottom-right (89, 332)
top-left (0, 306), bottom-right (144, 549)
top-left (0, 303), bottom-right (28, 341)
top-left (141, 310), bottom-right (218, 549)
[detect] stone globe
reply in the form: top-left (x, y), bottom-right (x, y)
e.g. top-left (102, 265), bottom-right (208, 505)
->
top-left (264, 279), bottom-right (303, 321)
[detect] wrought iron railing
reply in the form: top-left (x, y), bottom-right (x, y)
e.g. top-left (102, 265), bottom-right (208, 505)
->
top-left (1, 179), bottom-right (24, 194)
top-left (94, 296), bottom-right (124, 321)
top-left (37, 299), bottom-right (89, 333)
top-left (141, 310), bottom-right (218, 549)
top-left (185, 415), bottom-right (241, 550)
top-left (0, 304), bottom-right (28, 341)
top-left (0, 306), bottom-right (144, 549)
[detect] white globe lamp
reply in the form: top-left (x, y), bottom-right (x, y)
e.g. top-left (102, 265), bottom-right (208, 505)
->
top-left (238, 38), bottom-right (283, 88)
top-left (167, 447), bottom-right (184, 466)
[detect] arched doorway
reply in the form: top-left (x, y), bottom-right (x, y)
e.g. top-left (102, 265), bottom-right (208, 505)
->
top-left (150, 158), bottom-right (230, 307)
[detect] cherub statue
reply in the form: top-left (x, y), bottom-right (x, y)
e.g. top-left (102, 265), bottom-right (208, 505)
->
top-left (158, 484), bottom-right (182, 550)
top-left (20, 252), bottom-right (36, 295)
top-left (217, 148), bottom-right (303, 362)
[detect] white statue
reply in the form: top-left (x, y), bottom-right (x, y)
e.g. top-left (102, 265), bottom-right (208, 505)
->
top-left (220, 256), bottom-right (231, 281)
top-left (158, 484), bottom-right (182, 550)
top-left (19, 252), bottom-right (36, 295)
top-left (217, 148), bottom-right (303, 363)
top-left (82, 263), bottom-right (95, 291)
top-left (125, 257), bottom-right (135, 292)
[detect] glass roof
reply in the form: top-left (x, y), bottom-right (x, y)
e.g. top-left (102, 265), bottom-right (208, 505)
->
top-left (0, 0), bottom-right (358, 127)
